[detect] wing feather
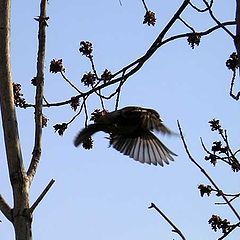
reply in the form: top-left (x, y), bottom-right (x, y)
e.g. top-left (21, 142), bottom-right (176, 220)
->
top-left (110, 131), bottom-right (176, 166)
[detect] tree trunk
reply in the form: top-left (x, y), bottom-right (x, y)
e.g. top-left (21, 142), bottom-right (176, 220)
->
top-left (13, 198), bottom-right (33, 240)
top-left (0, 0), bottom-right (32, 239)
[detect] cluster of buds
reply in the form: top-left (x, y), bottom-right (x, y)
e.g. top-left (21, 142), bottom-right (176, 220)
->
top-left (143, 10), bottom-right (156, 26)
top-left (53, 123), bottom-right (68, 136)
top-left (90, 109), bottom-right (109, 123)
top-left (82, 137), bottom-right (94, 150)
top-left (204, 140), bottom-right (228, 167)
top-left (226, 52), bottom-right (238, 71)
top-left (211, 141), bottom-right (228, 154)
top-left (208, 215), bottom-right (231, 234)
top-left (198, 184), bottom-right (212, 197)
top-left (81, 71), bottom-right (96, 86)
top-left (209, 119), bottom-right (222, 133)
top-left (205, 141), bottom-right (240, 172)
top-left (49, 59), bottom-right (65, 73)
top-left (101, 69), bottom-right (113, 83)
top-left (42, 115), bottom-right (48, 128)
top-left (79, 41), bottom-right (93, 57)
top-left (187, 33), bottom-right (201, 49)
top-left (205, 119), bottom-right (240, 172)
top-left (205, 153), bottom-right (217, 166)
top-left (70, 96), bottom-right (80, 111)
top-left (31, 77), bottom-right (38, 86)
top-left (12, 83), bottom-right (26, 108)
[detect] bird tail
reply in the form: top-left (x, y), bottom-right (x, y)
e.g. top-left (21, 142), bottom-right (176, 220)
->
top-left (74, 124), bottom-right (104, 147)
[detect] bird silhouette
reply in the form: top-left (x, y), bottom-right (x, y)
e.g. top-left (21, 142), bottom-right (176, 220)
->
top-left (74, 106), bottom-right (177, 166)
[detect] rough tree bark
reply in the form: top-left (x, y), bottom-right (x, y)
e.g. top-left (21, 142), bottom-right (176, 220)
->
top-left (0, 0), bottom-right (48, 239)
top-left (0, 0), bottom-right (32, 239)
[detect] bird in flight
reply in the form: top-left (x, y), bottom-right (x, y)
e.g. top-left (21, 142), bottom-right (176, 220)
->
top-left (74, 106), bottom-right (177, 166)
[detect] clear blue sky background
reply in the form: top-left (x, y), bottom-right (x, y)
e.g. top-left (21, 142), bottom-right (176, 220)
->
top-left (1, 1), bottom-right (239, 239)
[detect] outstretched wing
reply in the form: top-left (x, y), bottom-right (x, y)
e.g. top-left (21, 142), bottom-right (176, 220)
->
top-left (121, 106), bottom-right (173, 134)
top-left (110, 131), bottom-right (177, 166)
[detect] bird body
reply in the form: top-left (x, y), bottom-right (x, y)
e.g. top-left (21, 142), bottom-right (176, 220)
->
top-left (74, 106), bottom-right (177, 166)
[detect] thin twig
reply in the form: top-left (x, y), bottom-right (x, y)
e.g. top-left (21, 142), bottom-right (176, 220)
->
top-left (161, 21), bottom-right (235, 46)
top-left (149, 203), bottom-right (187, 240)
top-left (43, 96), bottom-right (49, 105)
top-left (30, 179), bottom-right (55, 213)
top-left (83, 98), bottom-right (88, 127)
top-left (189, 0), bottom-right (213, 12)
top-left (115, 79), bottom-right (125, 110)
top-left (178, 16), bottom-right (195, 32)
top-left (229, 69), bottom-right (240, 100)
top-left (89, 55), bottom-right (99, 79)
top-left (215, 193), bottom-right (240, 205)
top-left (141, 0), bottom-right (148, 12)
top-left (203, 0), bottom-right (235, 39)
top-left (61, 71), bottom-right (83, 94)
top-left (67, 102), bottom-right (85, 125)
top-left (98, 89), bottom-right (105, 109)
top-left (234, 149), bottom-right (240, 156)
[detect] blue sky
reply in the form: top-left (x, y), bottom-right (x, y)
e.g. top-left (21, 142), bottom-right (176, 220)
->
top-left (1, 1), bottom-right (239, 239)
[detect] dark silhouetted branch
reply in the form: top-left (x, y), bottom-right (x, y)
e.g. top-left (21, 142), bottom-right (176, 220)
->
top-left (149, 203), bottom-right (186, 240)
top-left (30, 179), bottom-right (55, 213)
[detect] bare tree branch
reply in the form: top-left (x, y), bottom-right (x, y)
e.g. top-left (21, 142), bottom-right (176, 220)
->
top-left (0, 0), bottom-right (238, 239)
top-left (30, 179), bottom-right (55, 213)
top-left (60, 71), bottom-right (83, 94)
top-left (0, 194), bottom-right (12, 222)
top-left (218, 222), bottom-right (240, 240)
top-left (23, 0), bottom-right (190, 110)
top-left (235, 0), bottom-right (240, 72)
top-left (27, 0), bottom-right (48, 184)
top-left (189, 0), bottom-right (213, 12)
top-left (149, 203), bottom-right (187, 240)
top-left (178, 16), bottom-right (195, 32)
top-left (22, 19), bottom-right (235, 110)
top-left (141, 0), bottom-right (148, 12)
top-left (203, 0), bottom-right (235, 38)
top-left (230, 70), bottom-right (240, 99)
top-left (161, 21), bottom-right (235, 45)
top-left (178, 121), bottom-right (240, 222)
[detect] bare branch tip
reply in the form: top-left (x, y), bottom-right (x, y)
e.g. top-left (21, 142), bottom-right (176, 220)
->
top-left (148, 202), bottom-right (155, 209)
